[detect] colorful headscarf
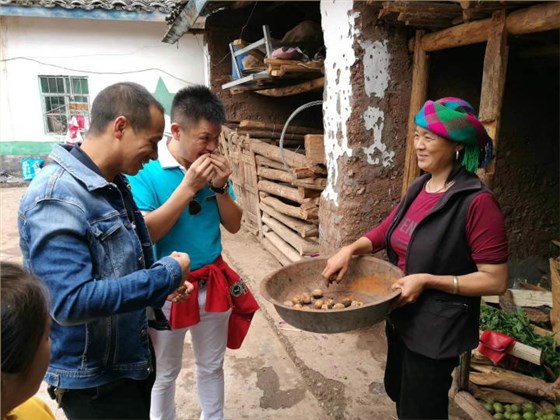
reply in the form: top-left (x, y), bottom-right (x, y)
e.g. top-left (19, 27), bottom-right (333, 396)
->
top-left (414, 97), bottom-right (493, 173)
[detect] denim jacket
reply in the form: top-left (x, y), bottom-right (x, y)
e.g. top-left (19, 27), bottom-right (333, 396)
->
top-left (18, 145), bottom-right (183, 389)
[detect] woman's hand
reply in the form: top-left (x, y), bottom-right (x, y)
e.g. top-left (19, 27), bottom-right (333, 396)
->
top-left (321, 245), bottom-right (354, 287)
top-left (390, 273), bottom-right (428, 309)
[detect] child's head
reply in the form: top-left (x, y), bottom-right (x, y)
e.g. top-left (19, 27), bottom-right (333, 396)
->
top-left (1, 262), bottom-right (51, 416)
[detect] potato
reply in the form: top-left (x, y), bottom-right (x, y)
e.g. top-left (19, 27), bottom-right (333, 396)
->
top-left (291, 294), bottom-right (303, 305)
top-left (340, 297), bottom-right (352, 307)
top-left (311, 288), bottom-right (323, 298)
top-left (294, 303), bottom-right (303, 309)
top-left (284, 300), bottom-right (294, 306)
top-left (333, 303), bottom-right (345, 310)
top-left (314, 299), bottom-right (324, 309)
top-left (350, 300), bottom-right (364, 307)
top-left (301, 292), bottom-right (312, 304)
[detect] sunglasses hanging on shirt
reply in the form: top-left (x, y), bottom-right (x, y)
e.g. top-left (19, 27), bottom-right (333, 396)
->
top-left (188, 199), bottom-right (201, 215)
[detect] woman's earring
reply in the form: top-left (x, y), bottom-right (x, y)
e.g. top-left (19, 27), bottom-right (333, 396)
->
top-left (456, 150), bottom-right (460, 161)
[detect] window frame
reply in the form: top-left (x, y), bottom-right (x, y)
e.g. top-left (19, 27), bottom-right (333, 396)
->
top-left (38, 75), bottom-right (90, 136)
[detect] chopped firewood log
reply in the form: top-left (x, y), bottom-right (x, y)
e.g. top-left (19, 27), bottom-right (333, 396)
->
top-left (517, 281), bottom-right (550, 292)
top-left (261, 214), bottom-right (317, 256)
top-left (470, 384), bottom-right (534, 404)
top-left (499, 289), bottom-right (517, 313)
top-left (260, 202), bottom-right (318, 238)
top-left (250, 139), bottom-right (307, 168)
top-left (453, 391), bottom-right (493, 420)
top-left (523, 307), bottom-right (550, 326)
top-left (304, 134), bottom-right (325, 165)
top-left (470, 363), bottom-right (560, 402)
top-left (482, 289), bottom-right (553, 308)
top-left (539, 399), bottom-right (557, 413)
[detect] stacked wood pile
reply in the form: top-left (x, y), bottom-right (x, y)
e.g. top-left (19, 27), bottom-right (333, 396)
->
top-left (222, 121), bottom-right (326, 266)
top-left (453, 255), bottom-right (560, 419)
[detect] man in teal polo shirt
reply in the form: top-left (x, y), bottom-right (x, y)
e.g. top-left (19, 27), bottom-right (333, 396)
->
top-left (127, 85), bottom-right (258, 420)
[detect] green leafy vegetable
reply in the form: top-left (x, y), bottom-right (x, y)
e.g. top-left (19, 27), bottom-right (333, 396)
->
top-left (479, 304), bottom-right (560, 382)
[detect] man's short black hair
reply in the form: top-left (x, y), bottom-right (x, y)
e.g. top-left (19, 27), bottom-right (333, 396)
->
top-left (88, 82), bottom-right (164, 136)
top-left (171, 85), bottom-right (226, 129)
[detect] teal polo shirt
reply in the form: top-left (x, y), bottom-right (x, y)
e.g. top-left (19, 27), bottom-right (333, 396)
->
top-left (127, 140), bottom-right (235, 270)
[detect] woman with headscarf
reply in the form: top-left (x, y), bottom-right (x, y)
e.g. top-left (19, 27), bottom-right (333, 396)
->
top-left (322, 97), bottom-right (509, 420)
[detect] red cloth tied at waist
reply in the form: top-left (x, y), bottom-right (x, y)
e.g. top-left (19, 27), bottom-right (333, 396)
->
top-left (477, 330), bottom-right (517, 365)
top-left (169, 255), bottom-right (260, 349)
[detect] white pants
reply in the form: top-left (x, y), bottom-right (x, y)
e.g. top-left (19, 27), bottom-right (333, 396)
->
top-left (149, 287), bottom-right (231, 420)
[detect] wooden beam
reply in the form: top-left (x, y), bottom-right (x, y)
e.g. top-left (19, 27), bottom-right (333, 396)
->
top-left (239, 120), bottom-right (322, 135)
top-left (417, 2), bottom-right (560, 52)
top-left (255, 77), bottom-right (325, 97)
top-left (238, 130), bottom-right (305, 142)
top-left (382, 1), bottom-right (461, 16)
top-left (401, 30), bottom-right (428, 196)
top-left (506, 1), bottom-right (560, 35)
top-left (477, 10), bottom-right (508, 189)
top-left (261, 237), bottom-right (292, 266)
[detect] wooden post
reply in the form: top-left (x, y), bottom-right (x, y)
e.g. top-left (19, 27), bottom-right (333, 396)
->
top-left (401, 30), bottom-right (429, 196)
top-left (477, 10), bottom-right (508, 188)
top-left (250, 148), bottom-right (263, 240)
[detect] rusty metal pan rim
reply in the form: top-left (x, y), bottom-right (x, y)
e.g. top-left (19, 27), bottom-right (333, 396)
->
top-left (260, 255), bottom-right (403, 312)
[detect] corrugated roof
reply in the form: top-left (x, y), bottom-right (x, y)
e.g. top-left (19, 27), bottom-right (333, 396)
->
top-left (0, 0), bottom-right (175, 13)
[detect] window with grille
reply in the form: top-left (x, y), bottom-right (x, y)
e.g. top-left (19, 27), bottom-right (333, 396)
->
top-left (39, 76), bottom-right (90, 135)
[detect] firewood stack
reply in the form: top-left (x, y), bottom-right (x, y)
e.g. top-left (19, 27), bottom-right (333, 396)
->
top-left (221, 121), bottom-right (326, 266)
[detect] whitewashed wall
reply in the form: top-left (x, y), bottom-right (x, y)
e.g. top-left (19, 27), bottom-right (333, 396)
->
top-left (0, 16), bottom-right (206, 143)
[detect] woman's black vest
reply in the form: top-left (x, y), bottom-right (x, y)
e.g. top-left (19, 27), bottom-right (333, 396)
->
top-left (386, 167), bottom-right (491, 359)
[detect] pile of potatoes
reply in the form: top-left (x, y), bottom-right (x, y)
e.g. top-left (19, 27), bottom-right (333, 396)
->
top-left (283, 288), bottom-right (364, 310)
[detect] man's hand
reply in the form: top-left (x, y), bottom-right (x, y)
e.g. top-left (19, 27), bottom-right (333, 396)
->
top-left (209, 153), bottom-right (233, 189)
top-left (182, 154), bottom-right (214, 195)
top-left (168, 251), bottom-right (193, 303)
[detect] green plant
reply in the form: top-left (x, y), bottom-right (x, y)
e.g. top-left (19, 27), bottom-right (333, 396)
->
top-left (479, 304), bottom-right (560, 382)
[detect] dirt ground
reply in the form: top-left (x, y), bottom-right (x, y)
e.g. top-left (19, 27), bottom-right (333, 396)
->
top-left (0, 186), bottom-right (469, 420)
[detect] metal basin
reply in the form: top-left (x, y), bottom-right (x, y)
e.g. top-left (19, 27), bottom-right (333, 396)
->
top-left (260, 256), bottom-right (403, 333)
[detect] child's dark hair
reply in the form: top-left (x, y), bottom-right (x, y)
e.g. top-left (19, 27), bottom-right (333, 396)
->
top-left (171, 85), bottom-right (226, 129)
top-left (1, 262), bottom-right (49, 374)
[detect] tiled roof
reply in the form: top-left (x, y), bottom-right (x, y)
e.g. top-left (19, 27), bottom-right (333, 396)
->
top-left (0, 0), bottom-right (176, 13)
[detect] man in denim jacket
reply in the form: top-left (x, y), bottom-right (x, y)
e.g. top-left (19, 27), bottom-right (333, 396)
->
top-left (18, 82), bottom-right (193, 420)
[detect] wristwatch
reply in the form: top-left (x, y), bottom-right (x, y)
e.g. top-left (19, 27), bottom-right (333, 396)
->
top-left (209, 180), bottom-right (228, 195)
